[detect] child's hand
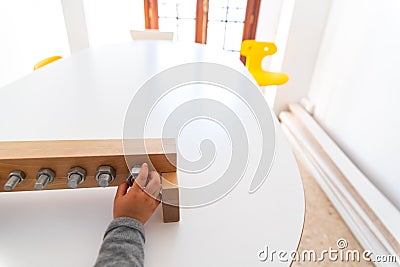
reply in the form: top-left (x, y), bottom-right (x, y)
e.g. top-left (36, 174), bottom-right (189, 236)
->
top-left (113, 163), bottom-right (161, 225)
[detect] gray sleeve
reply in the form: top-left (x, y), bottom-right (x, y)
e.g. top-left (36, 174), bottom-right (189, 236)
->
top-left (94, 217), bottom-right (145, 267)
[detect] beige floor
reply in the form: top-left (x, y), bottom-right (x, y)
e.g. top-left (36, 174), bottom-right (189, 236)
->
top-left (292, 154), bottom-right (374, 266)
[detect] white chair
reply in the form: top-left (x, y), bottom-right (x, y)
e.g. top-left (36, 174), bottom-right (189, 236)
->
top-left (130, 30), bottom-right (174, 41)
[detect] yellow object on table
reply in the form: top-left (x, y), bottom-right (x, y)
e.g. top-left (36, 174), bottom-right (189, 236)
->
top-left (240, 40), bottom-right (289, 86)
top-left (33, 56), bottom-right (62, 70)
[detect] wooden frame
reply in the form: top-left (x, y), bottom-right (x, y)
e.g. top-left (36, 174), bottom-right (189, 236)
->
top-left (144, 0), bottom-right (159, 29)
top-left (143, 0), bottom-right (261, 50)
top-left (241, 0), bottom-right (261, 63)
top-left (160, 172), bottom-right (180, 223)
top-left (0, 138), bottom-right (179, 223)
top-left (242, 0), bottom-right (261, 41)
top-left (195, 0), bottom-right (209, 44)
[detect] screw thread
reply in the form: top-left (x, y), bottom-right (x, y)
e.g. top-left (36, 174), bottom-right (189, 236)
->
top-left (3, 175), bottom-right (21, 191)
top-left (68, 173), bottom-right (82, 189)
top-left (98, 173), bottom-right (110, 187)
top-left (35, 174), bottom-right (50, 190)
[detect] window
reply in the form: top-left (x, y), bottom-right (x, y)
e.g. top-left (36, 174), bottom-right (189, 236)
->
top-left (144, 0), bottom-right (260, 57)
top-left (158, 0), bottom-right (197, 42)
top-left (207, 0), bottom-right (248, 56)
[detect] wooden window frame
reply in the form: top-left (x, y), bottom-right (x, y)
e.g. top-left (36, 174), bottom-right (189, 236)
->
top-left (241, 0), bottom-right (261, 63)
top-left (144, 0), bottom-right (261, 52)
top-left (242, 0), bottom-right (261, 41)
top-left (144, 0), bottom-right (159, 29)
top-left (195, 0), bottom-right (209, 44)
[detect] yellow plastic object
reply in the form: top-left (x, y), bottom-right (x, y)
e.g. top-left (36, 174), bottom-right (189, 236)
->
top-left (240, 40), bottom-right (289, 86)
top-left (33, 56), bottom-right (62, 70)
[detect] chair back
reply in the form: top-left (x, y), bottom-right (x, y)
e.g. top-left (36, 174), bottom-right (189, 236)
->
top-left (34, 56), bottom-right (62, 70)
top-left (240, 40), bottom-right (277, 73)
top-left (130, 30), bottom-right (174, 41)
top-left (240, 40), bottom-right (289, 86)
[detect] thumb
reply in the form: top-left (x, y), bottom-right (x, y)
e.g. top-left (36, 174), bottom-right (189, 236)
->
top-left (134, 163), bottom-right (149, 189)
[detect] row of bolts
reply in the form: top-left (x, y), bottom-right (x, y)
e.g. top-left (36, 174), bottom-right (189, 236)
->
top-left (3, 165), bottom-right (142, 192)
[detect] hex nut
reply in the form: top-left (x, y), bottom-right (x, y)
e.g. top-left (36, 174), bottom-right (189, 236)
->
top-left (95, 166), bottom-right (116, 184)
top-left (8, 170), bottom-right (26, 181)
top-left (126, 164), bottom-right (141, 186)
top-left (37, 168), bottom-right (56, 183)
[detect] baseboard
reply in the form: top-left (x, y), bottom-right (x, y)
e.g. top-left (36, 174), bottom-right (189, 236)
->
top-left (279, 103), bottom-right (400, 266)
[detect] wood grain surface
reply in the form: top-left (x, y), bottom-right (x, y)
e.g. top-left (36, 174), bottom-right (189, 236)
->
top-left (0, 138), bottom-right (176, 192)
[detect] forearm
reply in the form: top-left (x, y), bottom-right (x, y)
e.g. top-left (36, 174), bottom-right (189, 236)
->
top-left (94, 217), bottom-right (145, 267)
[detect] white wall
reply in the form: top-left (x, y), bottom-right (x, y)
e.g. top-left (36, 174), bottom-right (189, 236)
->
top-left (0, 0), bottom-right (70, 88)
top-left (308, 0), bottom-right (400, 209)
top-left (83, 0), bottom-right (144, 47)
top-left (0, 0), bottom-right (147, 88)
top-left (255, 0), bottom-right (282, 105)
top-left (273, 0), bottom-right (332, 113)
top-left (255, 0), bottom-right (296, 107)
top-left (61, 0), bottom-right (145, 51)
top-left (256, 0), bottom-right (284, 47)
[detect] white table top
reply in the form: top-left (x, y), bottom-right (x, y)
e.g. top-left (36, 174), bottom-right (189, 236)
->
top-left (0, 41), bottom-right (304, 267)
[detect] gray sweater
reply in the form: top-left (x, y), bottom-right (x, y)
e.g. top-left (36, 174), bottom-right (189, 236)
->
top-left (94, 217), bottom-right (145, 267)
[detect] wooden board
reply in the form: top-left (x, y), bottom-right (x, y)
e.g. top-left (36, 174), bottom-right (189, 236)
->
top-left (0, 138), bottom-right (180, 223)
top-left (0, 138), bottom-right (176, 192)
top-left (161, 172), bottom-right (180, 223)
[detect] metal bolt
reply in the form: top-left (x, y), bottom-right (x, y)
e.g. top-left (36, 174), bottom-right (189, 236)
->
top-left (126, 164), bottom-right (142, 186)
top-left (95, 166), bottom-right (116, 187)
top-left (67, 167), bottom-right (86, 189)
top-left (97, 174), bottom-right (110, 187)
top-left (34, 168), bottom-right (55, 190)
top-left (3, 170), bottom-right (26, 191)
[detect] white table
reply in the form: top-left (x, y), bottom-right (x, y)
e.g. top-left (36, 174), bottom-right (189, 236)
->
top-left (0, 41), bottom-right (304, 267)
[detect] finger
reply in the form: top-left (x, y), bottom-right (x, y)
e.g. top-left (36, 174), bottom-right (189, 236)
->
top-left (156, 192), bottom-right (162, 202)
top-left (144, 171), bottom-right (162, 198)
top-left (152, 197), bottom-right (162, 207)
top-left (130, 180), bottom-right (143, 193)
top-left (134, 163), bottom-right (148, 189)
top-left (115, 182), bottom-right (129, 199)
